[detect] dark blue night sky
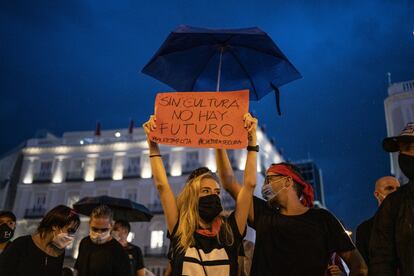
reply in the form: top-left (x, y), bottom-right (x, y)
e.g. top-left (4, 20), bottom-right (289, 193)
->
top-left (1, 0), bottom-right (413, 231)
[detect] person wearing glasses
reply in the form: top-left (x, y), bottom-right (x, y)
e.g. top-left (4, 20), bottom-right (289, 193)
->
top-left (142, 113), bottom-right (257, 276)
top-left (215, 157), bottom-right (368, 276)
top-left (0, 205), bottom-right (80, 276)
top-left (75, 205), bottom-right (130, 276)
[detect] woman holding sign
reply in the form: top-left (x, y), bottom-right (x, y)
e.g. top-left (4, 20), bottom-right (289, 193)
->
top-left (143, 113), bottom-right (257, 276)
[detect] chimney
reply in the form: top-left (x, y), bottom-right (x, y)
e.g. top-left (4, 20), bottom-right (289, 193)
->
top-left (128, 119), bottom-right (135, 134)
top-left (95, 122), bottom-right (101, 136)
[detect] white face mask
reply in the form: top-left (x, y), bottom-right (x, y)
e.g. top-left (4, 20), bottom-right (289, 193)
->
top-left (52, 232), bottom-right (75, 249)
top-left (262, 184), bottom-right (289, 202)
top-left (90, 230), bottom-right (111, 244)
top-left (262, 176), bottom-right (289, 201)
top-left (111, 231), bottom-right (121, 242)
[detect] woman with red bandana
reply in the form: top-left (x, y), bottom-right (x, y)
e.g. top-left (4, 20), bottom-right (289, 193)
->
top-left (142, 113), bottom-right (258, 276)
top-left (215, 155), bottom-right (368, 276)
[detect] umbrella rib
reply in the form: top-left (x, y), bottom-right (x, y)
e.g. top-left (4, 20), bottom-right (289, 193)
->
top-left (191, 34), bottom-right (235, 90)
top-left (190, 48), bottom-right (219, 91)
top-left (227, 48), bottom-right (260, 100)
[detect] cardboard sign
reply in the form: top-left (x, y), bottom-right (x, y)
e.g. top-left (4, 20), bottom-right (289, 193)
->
top-left (149, 90), bottom-right (249, 149)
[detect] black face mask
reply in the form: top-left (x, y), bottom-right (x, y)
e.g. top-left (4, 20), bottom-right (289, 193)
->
top-left (0, 223), bottom-right (15, 243)
top-left (398, 153), bottom-right (414, 180)
top-left (198, 194), bottom-right (223, 223)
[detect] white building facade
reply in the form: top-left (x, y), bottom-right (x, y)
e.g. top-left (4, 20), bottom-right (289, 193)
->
top-left (384, 79), bottom-right (414, 183)
top-left (8, 125), bottom-right (282, 275)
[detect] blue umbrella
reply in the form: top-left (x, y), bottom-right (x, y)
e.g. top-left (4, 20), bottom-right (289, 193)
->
top-left (73, 195), bottom-right (153, 222)
top-left (142, 25), bottom-right (302, 114)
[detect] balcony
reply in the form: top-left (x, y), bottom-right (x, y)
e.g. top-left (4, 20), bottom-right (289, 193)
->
top-left (95, 170), bottom-right (112, 180)
top-left (66, 171), bottom-right (84, 182)
top-left (143, 245), bottom-right (168, 257)
top-left (24, 207), bottom-right (47, 219)
top-left (33, 172), bottom-right (52, 183)
top-left (123, 167), bottom-right (140, 179)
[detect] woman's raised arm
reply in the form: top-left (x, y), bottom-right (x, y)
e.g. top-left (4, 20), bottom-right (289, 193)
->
top-left (233, 113), bottom-right (258, 234)
top-left (143, 115), bottom-right (178, 233)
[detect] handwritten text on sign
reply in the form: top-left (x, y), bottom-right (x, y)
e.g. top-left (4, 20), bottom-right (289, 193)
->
top-left (149, 90), bottom-right (249, 149)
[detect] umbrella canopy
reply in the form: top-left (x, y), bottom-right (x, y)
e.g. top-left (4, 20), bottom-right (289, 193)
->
top-left (73, 195), bottom-right (153, 222)
top-left (142, 25), bottom-right (302, 114)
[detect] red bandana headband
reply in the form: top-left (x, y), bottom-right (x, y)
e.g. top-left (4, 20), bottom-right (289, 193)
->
top-left (266, 164), bottom-right (314, 207)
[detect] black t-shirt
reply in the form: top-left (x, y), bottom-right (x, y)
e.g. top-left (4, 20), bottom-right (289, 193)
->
top-left (0, 240), bottom-right (12, 255)
top-left (124, 243), bottom-right (144, 276)
top-left (355, 216), bottom-right (374, 266)
top-left (0, 235), bottom-right (64, 276)
top-left (250, 197), bottom-right (355, 276)
top-left (168, 212), bottom-right (245, 276)
top-left (75, 236), bottom-right (130, 276)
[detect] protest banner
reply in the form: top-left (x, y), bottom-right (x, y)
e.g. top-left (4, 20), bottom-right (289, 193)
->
top-left (149, 90), bottom-right (249, 149)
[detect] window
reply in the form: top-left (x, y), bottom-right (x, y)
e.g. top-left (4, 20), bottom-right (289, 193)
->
top-left (150, 230), bottom-right (164, 249)
top-left (67, 159), bottom-right (84, 179)
top-left (38, 161), bottom-right (52, 179)
top-left (125, 156), bottom-right (140, 176)
top-left (127, 232), bottom-right (135, 243)
top-left (25, 193), bottom-right (47, 218)
top-left (66, 191), bottom-right (80, 208)
top-left (73, 159), bottom-right (85, 171)
top-left (99, 158), bottom-right (112, 177)
top-left (34, 193), bottom-right (47, 209)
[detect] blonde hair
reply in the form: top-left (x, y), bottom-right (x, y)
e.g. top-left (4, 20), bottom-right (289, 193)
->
top-left (175, 172), bottom-right (234, 253)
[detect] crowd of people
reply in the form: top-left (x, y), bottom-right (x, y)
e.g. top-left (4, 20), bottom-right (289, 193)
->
top-left (0, 205), bottom-right (145, 276)
top-left (0, 114), bottom-right (413, 276)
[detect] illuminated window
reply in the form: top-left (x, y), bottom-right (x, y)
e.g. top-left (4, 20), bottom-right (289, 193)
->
top-left (150, 230), bottom-right (164, 249)
top-left (67, 191), bottom-right (80, 208)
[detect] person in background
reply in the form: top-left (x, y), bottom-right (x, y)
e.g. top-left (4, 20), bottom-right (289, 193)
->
top-left (0, 205), bottom-right (80, 276)
top-left (356, 176), bottom-right (400, 266)
top-left (369, 122), bottom-right (414, 275)
top-left (0, 210), bottom-right (16, 255)
top-left (74, 205), bottom-right (130, 276)
top-left (215, 155), bottom-right (368, 276)
top-left (112, 220), bottom-right (145, 276)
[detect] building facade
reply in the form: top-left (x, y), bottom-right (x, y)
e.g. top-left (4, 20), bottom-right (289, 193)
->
top-left (5, 125), bottom-right (282, 275)
top-left (293, 160), bottom-right (325, 207)
top-left (384, 79), bottom-right (414, 183)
